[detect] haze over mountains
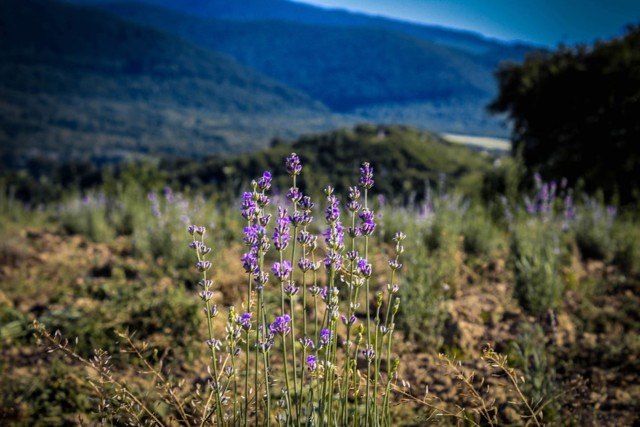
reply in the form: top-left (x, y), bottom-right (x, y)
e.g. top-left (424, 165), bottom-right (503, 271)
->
top-left (1, 0), bottom-right (537, 167)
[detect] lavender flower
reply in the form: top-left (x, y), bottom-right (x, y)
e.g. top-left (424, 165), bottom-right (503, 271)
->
top-left (290, 211), bottom-right (312, 227)
top-left (241, 192), bottom-right (257, 220)
top-left (257, 171), bottom-right (272, 191)
top-left (346, 250), bottom-right (359, 261)
top-left (341, 314), bottom-right (357, 326)
top-left (323, 221), bottom-right (345, 251)
top-left (272, 207), bottom-right (291, 251)
top-left (319, 328), bottom-right (332, 347)
top-left (325, 195), bottom-right (341, 223)
top-left (359, 209), bottom-right (376, 235)
top-left (297, 231), bottom-right (317, 247)
top-left (206, 340), bottom-right (224, 354)
top-left (237, 312), bottom-right (252, 330)
top-left (359, 162), bottom-right (374, 189)
top-left (388, 259), bottom-right (402, 270)
top-left (241, 248), bottom-right (259, 273)
top-left (287, 187), bottom-right (302, 203)
top-left (270, 315), bottom-right (292, 336)
top-left (306, 355), bottom-right (317, 371)
top-left (299, 336), bottom-right (315, 349)
top-left (196, 261), bottom-right (212, 272)
top-left (272, 261), bottom-right (292, 281)
top-left (285, 153), bottom-right (302, 176)
top-left (357, 258), bottom-right (372, 277)
top-left (284, 283), bottom-right (299, 297)
top-left (324, 250), bottom-right (343, 271)
top-left (362, 344), bottom-right (375, 361)
top-left (299, 196), bottom-right (314, 211)
top-left (298, 258), bottom-right (315, 272)
top-left (199, 290), bottom-right (214, 301)
top-left (203, 305), bottom-right (219, 318)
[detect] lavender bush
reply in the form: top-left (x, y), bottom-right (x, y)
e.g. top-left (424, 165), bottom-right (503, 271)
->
top-left (186, 154), bottom-right (405, 425)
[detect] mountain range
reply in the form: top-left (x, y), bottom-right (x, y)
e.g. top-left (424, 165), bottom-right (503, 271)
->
top-left (1, 0), bottom-right (536, 167)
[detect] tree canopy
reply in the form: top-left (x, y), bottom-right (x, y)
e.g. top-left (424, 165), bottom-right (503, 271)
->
top-left (490, 26), bottom-right (640, 203)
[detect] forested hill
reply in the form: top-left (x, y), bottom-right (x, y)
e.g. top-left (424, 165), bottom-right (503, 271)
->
top-left (173, 124), bottom-right (492, 198)
top-left (0, 0), bottom-right (331, 166)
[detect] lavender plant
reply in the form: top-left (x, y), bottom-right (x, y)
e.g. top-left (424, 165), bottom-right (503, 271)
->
top-left (187, 154), bottom-right (405, 425)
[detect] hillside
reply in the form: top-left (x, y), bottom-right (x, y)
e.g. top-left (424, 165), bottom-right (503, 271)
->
top-left (71, 0), bottom-right (533, 57)
top-left (0, 0), bottom-right (334, 166)
top-left (99, 3), bottom-right (495, 110)
top-left (78, 0), bottom-right (529, 135)
top-left (173, 124), bottom-right (492, 198)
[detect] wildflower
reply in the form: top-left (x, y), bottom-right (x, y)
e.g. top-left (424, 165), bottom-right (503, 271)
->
top-left (290, 211), bottom-right (312, 227)
top-left (324, 250), bottom-right (343, 271)
top-left (299, 336), bottom-right (314, 349)
top-left (325, 195), bottom-right (340, 223)
top-left (306, 355), bottom-right (317, 371)
top-left (284, 282), bottom-right (299, 297)
top-left (272, 261), bottom-right (292, 281)
top-left (287, 187), bottom-right (302, 203)
top-left (243, 224), bottom-right (264, 246)
top-left (199, 279), bottom-right (213, 288)
top-left (241, 249), bottom-right (259, 273)
top-left (196, 260), bottom-right (212, 272)
top-left (241, 192), bottom-right (258, 220)
top-left (297, 258), bottom-right (315, 272)
top-left (253, 271), bottom-right (269, 289)
top-left (257, 171), bottom-right (272, 191)
top-left (359, 209), bottom-right (376, 235)
top-left (362, 345), bottom-right (375, 361)
top-left (359, 162), bottom-right (374, 189)
top-left (206, 339), bottom-right (222, 350)
top-left (341, 314), bottom-right (357, 326)
top-left (199, 290), bottom-right (214, 301)
top-left (346, 250), bottom-right (359, 261)
top-left (297, 230), bottom-right (316, 247)
top-left (257, 338), bottom-right (274, 353)
top-left (270, 315), bottom-right (292, 336)
top-left (237, 312), bottom-right (252, 330)
top-left (323, 222), bottom-right (345, 250)
top-left (272, 207), bottom-right (291, 250)
top-left (299, 196), bottom-right (314, 211)
top-left (388, 259), bottom-right (402, 270)
top-left (203, 305), bottom-right (219, 318)
top-left (348, 186), bottom-right (361, 201)
top-left (357, 258), bottom-right (372, 277)
top-left (285, 153), bottom-right (302, 176)
top-left (319, 328), bottom-right (332, 347)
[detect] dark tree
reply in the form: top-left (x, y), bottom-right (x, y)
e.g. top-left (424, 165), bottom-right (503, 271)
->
top-left (490, 26), bottom-right (640, 203)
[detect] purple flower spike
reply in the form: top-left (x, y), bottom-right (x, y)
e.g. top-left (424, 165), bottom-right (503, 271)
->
top-left (272, 261), bottom-right (293, 281)
top-left (241, 248), bottom-right (259, 273)
top-left (306, 355), bottom-right (317, 371)
top-left (286, 153), bottom-right (302, 176)
top-left (362, 344), bottom-right (375, 361)
top-left (357, 258), bottom-right (372, 277)
top-left (238, 312), bottom-right (252, 330)
top-left (359, 162), bottom-right (374, 189)
top-left (257, 171), bottom-right (272, 191)
top-left (359, 209), bottom-right (376, 235)
top-left (270, 315), bottom-right (291, 336)
top-left (241, 192), bottom-right (258, 220)
top-left (272, 207), bottom-right (291, 251)
top-left (319, 328), bottom-right (332, 347)
top-left (287, 187), bottom-right (302, 203)
top-left (324, 250), bottom-right (343, 271)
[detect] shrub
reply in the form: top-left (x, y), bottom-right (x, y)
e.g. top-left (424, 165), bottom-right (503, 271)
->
top-left (510, 221), bottom-right (563, 315)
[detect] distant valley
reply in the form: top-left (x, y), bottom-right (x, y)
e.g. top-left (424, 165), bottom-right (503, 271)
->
top-left (1, 0), bottom-right (535, 167)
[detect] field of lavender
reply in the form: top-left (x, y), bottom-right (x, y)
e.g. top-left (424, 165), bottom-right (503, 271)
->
top-left (1, 154), bottom-right (639, 426)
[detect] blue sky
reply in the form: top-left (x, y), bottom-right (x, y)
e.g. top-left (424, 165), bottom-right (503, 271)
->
top-left (293, 0), bottom-right (640, 46)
